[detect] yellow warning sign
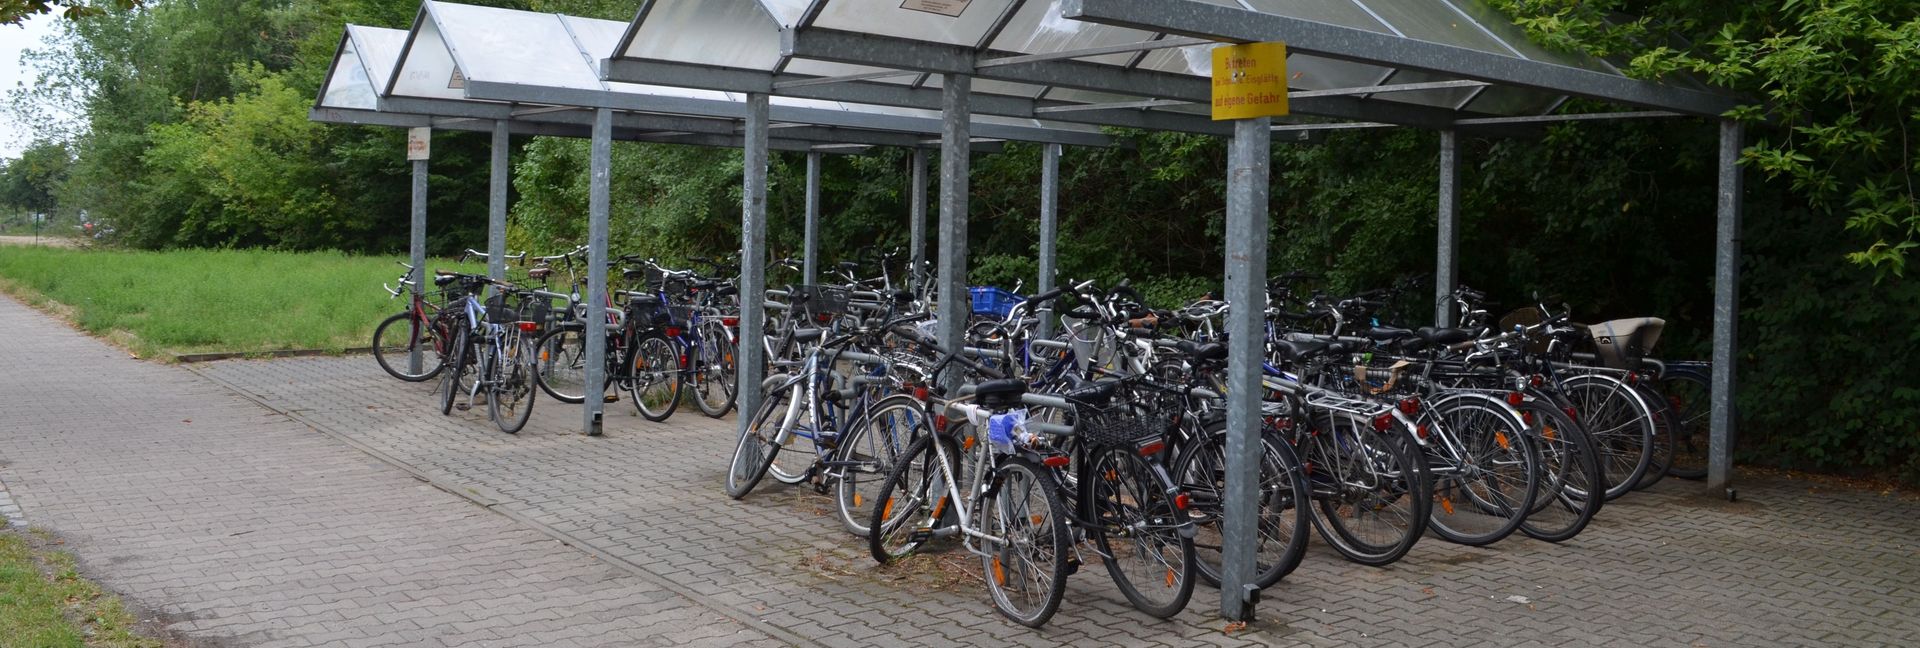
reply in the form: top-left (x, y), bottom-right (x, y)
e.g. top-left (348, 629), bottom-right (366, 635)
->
top-left (1211, 42), bottom-right (1289, 121)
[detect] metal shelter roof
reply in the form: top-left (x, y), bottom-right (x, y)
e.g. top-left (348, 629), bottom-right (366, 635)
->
top-left (605, 0), bottom-right (1739, 133)
top-left (310, 2), bottom-right (1112, 150)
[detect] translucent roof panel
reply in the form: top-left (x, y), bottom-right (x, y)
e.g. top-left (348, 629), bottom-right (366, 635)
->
top-left (810, 0), bottom-right (1019, 47)
top-left (320, 36), bottom-right (378, 110)
top-left (923, 75), bottom-right (1051, 99)
top-left (1352, 0), bottom-right (1516, 55)
top-left (1372, 70), bottom-right (1482, 109)
top-left (1460, 85), bottom-right (1560, 115)
top-left (624, 0), bottom-right (785, 71)
top-left (562, 15), bottom-right (741, 102)
top-left (388, 12), bottom-right (465, 99)
top-left (351, 25), bottom-right (407, 90)
top-left (988, 0), bottom-right (1159, 66)
top-left (429, 2), bottom-right (603, 90)
top-left (1238, 0), bottom-right (1393, 34)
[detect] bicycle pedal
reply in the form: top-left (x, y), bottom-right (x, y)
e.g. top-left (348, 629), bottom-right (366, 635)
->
top-left (604, 394), bottom-right (620, 403)
top-left (908, 528), bottom-right (934, 544)
top-left (454, 403), bottom-right (472, 412)
top-left (1064, 558), bottom-right (1081, 576)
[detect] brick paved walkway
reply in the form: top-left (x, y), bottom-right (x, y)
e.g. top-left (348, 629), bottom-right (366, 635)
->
top-left (190, 353), bottom-right (1920, 647)
top-left (5, 289), bottom-right (1918, 647)
top-left (0, 296), bottom-right (782, 648)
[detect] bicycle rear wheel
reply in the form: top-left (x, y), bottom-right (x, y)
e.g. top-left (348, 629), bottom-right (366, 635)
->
top-left (1302, 411), bottom-right (1431, 567)
top-left (691, 321), bottom-right (738, 417)
top-left (1172, 421), bottom-right (1309, 589)
top-left (866, 433), bottom-right (957, 562)
top-left (1516, 399), bottom-right (1604, 543)
top-left (1421, 394), bottom-right (1539, 547)
top-left (531, 326), bottom-right (588, 403)
top-left (1560, 374), bottom-right (1654, 500)
top-left (1632, 382), bottom-right (1678, 490)
top-left (372, 311), bottom-right (444, 382)
top-left (489, 334), bottom-right (536, 434)
top-left (1659, 369), bottom-right (1712, 480)
top-left (1088, 447), bottom-right (1195, 619)
top-left (980, 455), bottom-right (1070, 628)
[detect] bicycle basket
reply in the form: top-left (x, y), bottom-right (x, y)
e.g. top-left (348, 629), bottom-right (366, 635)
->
top-left (1075, 405), bottom-right (1165, 449)
top-left (793, 285), bottom-right (850, 324)
top-left (484, 293), bottom-right (517, 324)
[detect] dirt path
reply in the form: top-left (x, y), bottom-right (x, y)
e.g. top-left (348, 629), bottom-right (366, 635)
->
top-left (0, 235), bottom-right (79, 247)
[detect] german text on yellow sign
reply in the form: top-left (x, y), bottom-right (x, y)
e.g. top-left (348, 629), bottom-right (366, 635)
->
top-left (1211, 42), bottom-right (1289, 121)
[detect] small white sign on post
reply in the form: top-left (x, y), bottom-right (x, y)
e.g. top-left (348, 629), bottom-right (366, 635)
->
top-left (406, 127), bottom-right (431, 161)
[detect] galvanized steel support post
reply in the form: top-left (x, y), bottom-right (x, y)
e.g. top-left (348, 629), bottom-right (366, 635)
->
top-left (738, 94), bottom-right (772, 435)
top-left (910, 148), bottom-right (929, 292)
top-left (1220, 116), bottom-right (1271, 622)
top-left (408, 158), bottom-right (428, 374)
top-left (936, 74), bottom-right (971, 371)
top-left (582, 108), bottom-right (613, 436)
top-left (1435, 129), bottom-right (1459, 327)
top-left (488, 120), bottom-right (509, 282)
top-left (1709, 120), bottom-right (1743, 497)
top-left (804, 151), bottom-right (822, 285)
top-left (1038, 143), bottom-right (1061, 340)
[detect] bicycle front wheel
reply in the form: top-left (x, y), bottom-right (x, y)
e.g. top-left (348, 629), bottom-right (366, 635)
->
top-left (980, 455), bottom-right (1070, 628)
top-left (1421, 394), bottom-right (1539, 547)
top-left (834, 395), bottom-right (929, 537)
top-left (1659, 369), bottom-right (1712, 480)
top-left (438, 326), bottom-right (470, 416)
top-left (629, 336), bottom-right (683, 422)
top-left (724, 383), bottom-right (791, 499)
top-left (372, 311), bottom-right (444, 382)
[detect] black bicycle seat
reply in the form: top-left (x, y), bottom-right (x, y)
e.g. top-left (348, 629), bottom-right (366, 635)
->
top-left (974, 378), bottom-right (1027, 409)
top-left (1063, 379), bottom-right (1120, 407)
top-left (1175, 340), bottom-right (1227, 363)
top-left (1417, 327), bottom-right (1475, 346)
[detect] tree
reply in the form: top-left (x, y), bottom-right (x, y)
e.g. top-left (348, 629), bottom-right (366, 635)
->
top-left (0, 140), bottom-right (69, 214)
top-left (0, 0), bottom-right (140, 26)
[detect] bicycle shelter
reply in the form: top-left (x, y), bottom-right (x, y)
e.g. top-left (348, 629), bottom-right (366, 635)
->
top-left (311, 3), bottom-right (1115, 430)
top-left (602, 0), bottom-right (1747, 622)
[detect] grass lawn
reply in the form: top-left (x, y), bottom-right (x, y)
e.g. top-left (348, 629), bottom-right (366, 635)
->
top-left (0, 246), bottom-right (482, 359)
top-left (0, 528), bottom-right (162, 648)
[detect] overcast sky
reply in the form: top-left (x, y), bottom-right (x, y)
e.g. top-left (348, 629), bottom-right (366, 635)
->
top-left (0, 13), bottom-right (60, 159)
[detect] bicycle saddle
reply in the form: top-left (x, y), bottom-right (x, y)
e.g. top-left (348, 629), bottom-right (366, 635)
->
top-left (625, 293), bottom-right (662, 307)
top-left (1063, 379), bottom-right (1121, 407)
top-left (1416, 327), bottom-right (1475, 346)
top-left (527, 267), bottom-right (552, 280)
top-left (1174, 340), bottom-right (1227, 363)
top-left (1365, 326), bottom-right (1413, 341)
top-left (973, 378), bottom-right (1027, 409)
top-left (792, 328), bottom-right (824, 343)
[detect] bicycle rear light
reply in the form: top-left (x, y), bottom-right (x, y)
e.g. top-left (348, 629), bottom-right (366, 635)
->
top-left (665, 326), bottom-right (682, 337)
top-left (1397, 397), bottom-right (1420, 415)
top-left (1506, 391), bottom-right (1525, 406)
top-left (517, 322), bottom-right (539, 333)
top-left (1173, 492), bottom-right (1191, 511)
top-left (1042, 455), bottom-right (1071, 468)
top-left (721, 317), bottom-right (739, 327)
top-left (1371, 413), bottom-right (1392, 431)
top-left (1415, 424), bottom-right (1429, 440)
top-left (1137, 439), bottom-right (1166, 457)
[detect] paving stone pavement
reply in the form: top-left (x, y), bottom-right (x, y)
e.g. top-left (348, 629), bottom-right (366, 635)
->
top-left (0, 295), bottom-right (784, 648)
top-left (183, 347), bottom-right (1920, 647)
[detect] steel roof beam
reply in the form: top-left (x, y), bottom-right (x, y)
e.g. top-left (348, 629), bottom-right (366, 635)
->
top-left (1062, 0), bottom-right (1742, 117)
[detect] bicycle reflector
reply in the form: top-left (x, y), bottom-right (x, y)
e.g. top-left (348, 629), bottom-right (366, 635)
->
top-left (1415, 424), bottom-right (1430, 440)
top-left (517, 322), bottom-right (539, 333)
top-left (934, 414), bottom-right (948, 432)
top-left (1506, 391), bottom-right (1525, 406)
top-left (1529, 374), bottom-right (1545, 387)
top-left (1137, 439), bottom-right (1166, 457)
top-left (912, 385), bottom-right (929, 401)
top-left (1371, 413), bottom-right (1393, 431)
top-left (1397, 397), bottom-right (1420, 415)
top-left (1521, 411), bottom-right (1535, 426)
top-left (721, 317), bottom-right (739, 327)
top-left (1173, 492), bottom-right (1191, 511)
top-left (665, 326), bottom-right (682, 337)
top-left (1564, 406), bottom-right (1578, 422)
top-left (1043, 455), bottom-right (1071, 468)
